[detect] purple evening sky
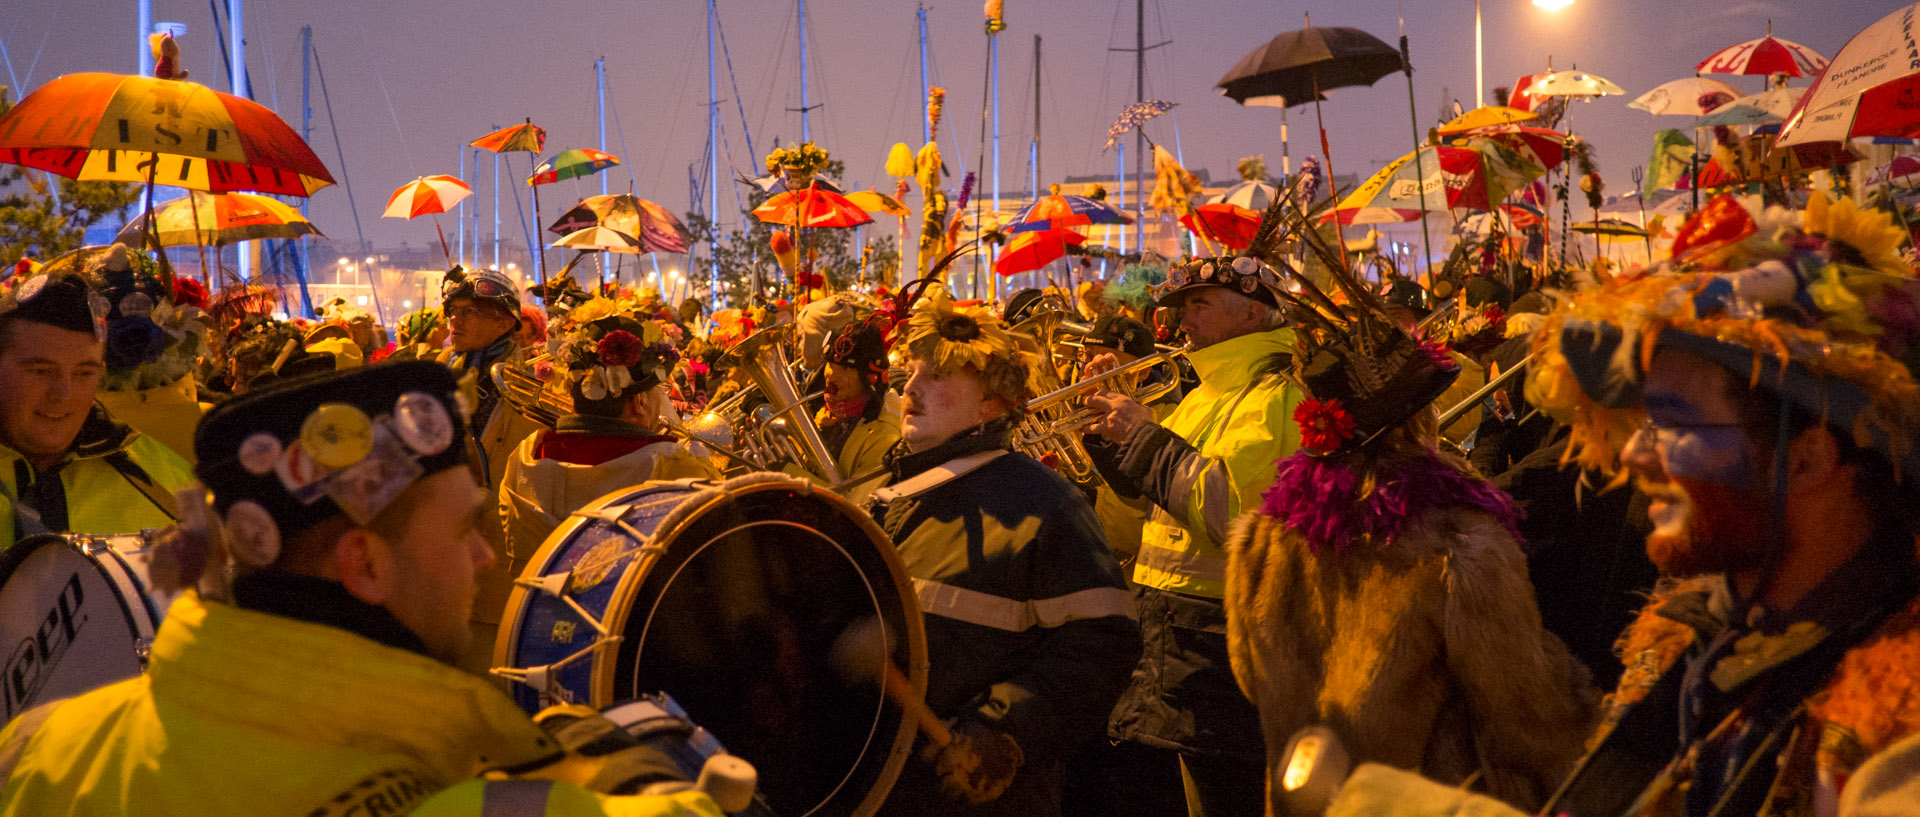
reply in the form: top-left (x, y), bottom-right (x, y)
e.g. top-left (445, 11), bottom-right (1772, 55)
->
top-left (7, 0), bottom-right (1903, 252)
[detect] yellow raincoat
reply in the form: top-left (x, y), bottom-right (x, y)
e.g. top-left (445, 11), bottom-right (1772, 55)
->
top-left (92, 375), bottom-right (209, 465)
top-left (0, 406), bottom-right (196, 548)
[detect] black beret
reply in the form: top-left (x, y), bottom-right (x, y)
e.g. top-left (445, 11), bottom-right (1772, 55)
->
top-left (194, 361), bottom-right (470, 540)
top-left (2, 273), bottom-right (102, 338)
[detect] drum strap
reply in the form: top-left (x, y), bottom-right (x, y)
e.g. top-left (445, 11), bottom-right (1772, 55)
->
top-left (0, 468), bottom-right (52, 539)
top-left (479, 779), bottom-right (555, 816)
top-left (104, 453), bottom-right (179, 523)
top-left (0, 700), bottom-right (61, 788)
top-left (869, 449), bottom-right (1008, 505)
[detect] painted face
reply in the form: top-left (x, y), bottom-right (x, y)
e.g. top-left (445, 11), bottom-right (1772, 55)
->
top-left (380, 468), bottom-right (496, 666)
top-left (0, 321), bottom-right (106, 470)
top-left (1623, 349), bottom-right (1774, 576)
top-left (823, 361), bottom-right (869, 402)
top-left (1177, 287), bottom-right (1265, 349)
top-left (900, 359), bottom-right (993, 453)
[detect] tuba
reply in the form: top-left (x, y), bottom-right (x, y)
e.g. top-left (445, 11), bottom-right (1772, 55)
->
top-left (718, 322), bottom-right (846, 484)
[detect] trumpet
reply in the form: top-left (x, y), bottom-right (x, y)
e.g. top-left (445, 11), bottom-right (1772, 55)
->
top-left (1009, 308), bottom-right (1186, 486)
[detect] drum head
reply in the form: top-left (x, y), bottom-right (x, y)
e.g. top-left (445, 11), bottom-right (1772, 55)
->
top-left (0, 535), bottom-right (152, 720)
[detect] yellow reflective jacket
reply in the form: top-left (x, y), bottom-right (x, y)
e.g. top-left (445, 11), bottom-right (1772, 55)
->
top-left (0, 594), bottom-right (723, 817)
top-left (0, 405), bottom-right (197, 548)
top-left (92, 375), bottom-right (210, 466)
top-left (1122, 328), bottom-right (1301, 599)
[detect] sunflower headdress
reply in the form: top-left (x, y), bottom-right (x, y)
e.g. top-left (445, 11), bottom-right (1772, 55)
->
top-left (902, 282), bottom-right (1029, 405)
top-left (1527, 191), bottom-right (1920, 480)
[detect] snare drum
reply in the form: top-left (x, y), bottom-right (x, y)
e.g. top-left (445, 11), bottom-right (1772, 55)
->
top-left (494, 473), bottom-right (925, 817)
top-left (0, 532), bottom-right (174, 721)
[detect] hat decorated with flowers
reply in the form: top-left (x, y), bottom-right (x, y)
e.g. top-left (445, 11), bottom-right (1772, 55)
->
top-left (902, 283), bottom-right (1029, 405)
top-left (74, 244), bottom-right (213, 391)
top-left (1528, 192), bottom-right (1920, 479)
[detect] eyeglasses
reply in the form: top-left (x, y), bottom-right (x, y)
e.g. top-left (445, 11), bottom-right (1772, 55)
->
top-left (445, 304), bottom-right (509, 322)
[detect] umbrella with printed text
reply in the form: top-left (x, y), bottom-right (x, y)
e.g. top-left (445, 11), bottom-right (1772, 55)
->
top-left (384, 175), bottom-right (472, 267)
top-left (1779, 6), bottom-right (1920, 147)
top-left (1698, 24), bottom-right (1831, 78)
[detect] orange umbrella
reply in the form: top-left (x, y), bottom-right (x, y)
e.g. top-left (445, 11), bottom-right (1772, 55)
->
top-left (469, 121), bottom-right (547, 154)
top-left (1179, 203), bottom-right (1262, 250)
top-left (994, 229), bottom-right (1085, 276)
top-left (384, 175), bottom-right (473, 265)
top-left (112, 191), bottom-right (322, 247)
top-left (751, 186), bottom-right (875, 228)
top-left (0, 72), bottom-right (333, 197)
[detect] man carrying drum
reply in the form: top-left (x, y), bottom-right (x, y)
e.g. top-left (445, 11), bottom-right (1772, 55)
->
top-left (0, 361), bottom-right (725, 816)
top-left (0, 272), bottom-right (196, 548)
top-left (867, 286), bottom-right (1141, 816)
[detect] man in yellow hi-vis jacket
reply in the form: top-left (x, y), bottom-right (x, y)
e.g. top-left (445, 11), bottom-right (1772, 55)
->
top-left (1083, 256), bottom-right (1302, 817)
top-left (0, 362), bottom-right (722, 817)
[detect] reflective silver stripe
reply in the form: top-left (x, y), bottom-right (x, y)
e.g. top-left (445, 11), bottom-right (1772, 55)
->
top-left (870, 450), bottom-right (1007, 504)
top-left (480, 779), bottom-right (554, 817)
top-left (0, 701), bottom-right (60, 788)
top-left (1135, 542), bottom-right (1228, 584)
top-left (912, 578), bottom-right (1137, 631)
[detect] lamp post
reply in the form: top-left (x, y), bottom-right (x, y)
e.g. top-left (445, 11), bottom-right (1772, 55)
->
top-left (1477, 0), bottom-right (1575, 108)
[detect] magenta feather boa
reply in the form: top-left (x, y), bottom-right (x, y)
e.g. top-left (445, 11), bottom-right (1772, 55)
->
top-left (1259, 451), bottom-right (1522, 555)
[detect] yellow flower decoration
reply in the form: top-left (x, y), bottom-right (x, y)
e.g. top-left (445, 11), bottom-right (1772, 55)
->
top-left (567, 297), bottom-right (617, 324)
top-left (904, 285), bottom-right (1019, 374)
top-left (1808, 265), bottom-right (1879, 339)
top-left (1804, 191), bottom-right (1909, 277)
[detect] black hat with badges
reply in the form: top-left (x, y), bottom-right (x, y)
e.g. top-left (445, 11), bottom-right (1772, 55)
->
top-left (1, 272), bottom-right (106, 339)
top-left (1153, 255), bottom-right (1282, 309)
top-left (192, 361), bottom-right (470, 566)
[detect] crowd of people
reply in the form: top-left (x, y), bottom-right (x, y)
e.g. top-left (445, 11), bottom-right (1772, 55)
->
top-left (1, 183), bottom-right (1919, 817)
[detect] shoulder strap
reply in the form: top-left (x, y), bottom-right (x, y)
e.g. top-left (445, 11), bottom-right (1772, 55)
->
top-left (479, 779), bottom-right (555, 817)
top-left (104, 452), bottom-right (179, 522)
top-left (869, 449), bottom-right (1008, 505)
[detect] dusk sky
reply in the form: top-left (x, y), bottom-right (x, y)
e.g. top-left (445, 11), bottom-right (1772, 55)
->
top-left (7, 0), bottom-right (1903, 254)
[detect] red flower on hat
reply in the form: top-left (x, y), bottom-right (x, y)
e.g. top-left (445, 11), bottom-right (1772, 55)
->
top-left (597, 330), bottom-right (645, 368)
top-left (171, 277), bottom-right (210, 310)
top-left (1295, 398), bottom-right (1357, 455)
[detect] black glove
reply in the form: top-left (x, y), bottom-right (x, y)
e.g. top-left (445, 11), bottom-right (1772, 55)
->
top-left (918, 717), bottom-right (1025, 804)
top-left (533, 704), bottom-right (690, 795)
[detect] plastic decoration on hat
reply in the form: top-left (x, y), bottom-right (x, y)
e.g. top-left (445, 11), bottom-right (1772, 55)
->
top-left (1526, 191), bottom-right (1920, 482)
top-left (79, 243), bottom-right (214, 390)
top-left (1236, 178), bottom-right (1463, 455)
top-left (543, 305), bottom-right (680, 404)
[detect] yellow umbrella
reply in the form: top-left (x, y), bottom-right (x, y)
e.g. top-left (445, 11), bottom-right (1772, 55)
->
top-left (113, 191), bottom-right (323, 247)
top-left (844, 190), bottom-right (910, 217)
top-left (1436, 106), bottom-right (1540, 134)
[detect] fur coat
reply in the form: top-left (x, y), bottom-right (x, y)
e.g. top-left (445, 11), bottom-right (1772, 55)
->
top-left (1225, 503), bottom-right (1597, 815)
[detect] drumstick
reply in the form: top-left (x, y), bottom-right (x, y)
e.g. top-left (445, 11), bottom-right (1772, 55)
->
top-left (830, 617), bottom-right (952, 746)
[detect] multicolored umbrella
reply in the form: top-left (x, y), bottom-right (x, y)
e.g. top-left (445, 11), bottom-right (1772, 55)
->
top-left (551, 226), bottom-right (650, 254)
top-left (1207, 179), bottom-right (1280, 210)
top-left (1869, 156), bottom-right (1920, 186)
top-left (1692, 86), bottom-right (1807, 129)
top-left (0, 72), bottom-right (334, 196)
top-left (112, 191), bottom-right (323, 247)
top-left (751, 186), bottom-right (875, 228)
top-left (1331, 141), bottom-right (1547, 218)
top-left (548, 194), bottom-right (692, 255)
top-left (1779, 5), bottom-right (1920, 147)
top-left (1698, 24), bottom-right (1831, 78)
top-left (1005, 193), bottom-right (1133, 233)
top-left (1179, 203), bottom-right (1262, 249)
top-left (1436, 106), bottom-right (1539, 134)
top-left (469, 121), bottom-right (547, 154)
top-left (528, 148), bottom-right (621, 187)
top-left (1444, 125), bottom-right (1574, 171)
top-left (1102, 100), bottom-right (1178, 152)
top-left (843, 190), bottom-right (911, 217)
top-left (384, 175), bottom-right (472, 264)
top-left (1628, 77), bottom-right (1744, 117)
top-left (993, 229), bottom-right (1085, 276)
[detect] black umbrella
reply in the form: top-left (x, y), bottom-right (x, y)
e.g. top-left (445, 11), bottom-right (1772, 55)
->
top-left (1216, 17), bottom-right (1402, 261)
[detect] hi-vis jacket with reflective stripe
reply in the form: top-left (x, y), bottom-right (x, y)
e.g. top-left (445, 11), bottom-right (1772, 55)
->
top-left (0, 594), bottom-right (723, 817)
top-left (871, 421), bottom-right (1143, 816)
top-left (1115, 327), bottom-right (1300, 599)
top-left (0, 405), bottom-right (196, 548)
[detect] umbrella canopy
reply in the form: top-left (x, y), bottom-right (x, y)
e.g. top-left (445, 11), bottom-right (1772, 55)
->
top-left (994, 229), bottom-right (1085, 276)
top-left (1444, 125), bottom-right (1573, 171)
top-left (1436, 106), bottom-right (1539, 134)
top-left (547, 194), bottom-right (692, 255)
top-left (750, 173), bottom-right (845, 196)
top-left (843, 190), bottom-right (911, 217)
top-left (1500, 201), bottom-right (1547, 229)
top-left (1207, 179), bottom-right (1279, 210)
top-left (383, 175), bottom-right (473, 219)
top-left (113, 191), bottom-right (322, 247)
top-left (1333, 141), bottom-right (1547, 217)
top-left (1006, 193), bottom-right (1133, 233)
top-left (1780, 6), bottom-right (1920, 147)
top-left (0, 72), bottom-right (334, 196)
top-left (751, 186), bottom-right (875, 228)
top-left (1103, 100), bottom-right (1178, 152)
top-left (528, 148), bottom-right (621, 186)
top-left (470, 121), bottom-right (546, 154)
top-left (1571, 219), bottom-right (1650, 243)
top-left (1629, 77), bottom-right (1745, 116)
top-left (1526, 69), bottom-right (1626, 98)
top-left (1179, 203), bottom-right (1262, 249)
top-left (1692, 87), bottom-right (1807, 129)
top-left (1698, 28), bottom-right (1831, 77)
top-left (1215, 25), bottom-right (1401, 107)
top-left (1868, 155), bottom-right (1920, 186)
top-left (551, 226), bottom-right (651, 254)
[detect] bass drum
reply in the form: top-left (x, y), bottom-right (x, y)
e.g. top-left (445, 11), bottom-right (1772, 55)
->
top-left (494, 473), bottom-right (925, 817)
top-left (0, 532), bottom-right (174, 722)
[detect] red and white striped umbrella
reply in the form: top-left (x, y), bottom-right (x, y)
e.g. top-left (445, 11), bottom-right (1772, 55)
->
top-left (1779, 6), bottom-right (1920, 147)
top-left (382, 174), bottom-right (472, 219)
top-left (1697, 26), bottom-right (1830, 78)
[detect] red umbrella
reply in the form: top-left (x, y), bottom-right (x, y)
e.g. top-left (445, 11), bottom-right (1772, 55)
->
top-left (1697, 24), bottom-right (1831, 78)
top-left (384, 175), bottom-right (472, 265)
top-left (469, 121), bottom-right (547, 154)
top-left (1444, 125), bottom-right (1573, 171)
top-left (751, 186), bottom-right (875, 228)
top-left (994, 229), bottom-right (1084, 276)
top-left (1179, 203), bottom-right (1262, 250)
top-left (1780, 6), bottom-right (1920, 147)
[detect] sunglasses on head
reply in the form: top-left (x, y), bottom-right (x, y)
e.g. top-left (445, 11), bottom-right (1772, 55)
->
top-left (442, 273), bottom-right (512, 301)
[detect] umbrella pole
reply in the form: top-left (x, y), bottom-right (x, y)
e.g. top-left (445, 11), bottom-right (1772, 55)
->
top-left (1398, 34), bottom-right (1436, 274)
top-left (531, 183), bottom-right (546, 286)
top-left (433, 215), bottom-right (453, 269)
top-left (186, 191), bottom-right (214, 288)
top-left (1310, 69), bottom-right (1355, 267)
top-left (137, 158), bottom-right (179, 284)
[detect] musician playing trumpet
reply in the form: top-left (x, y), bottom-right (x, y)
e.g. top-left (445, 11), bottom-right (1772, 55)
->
top-left (1074, 316), bottom-right (1179, 562)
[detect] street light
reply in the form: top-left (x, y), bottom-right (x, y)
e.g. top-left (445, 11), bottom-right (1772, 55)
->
top-left (1475, 0), bottom-right (1574, 108)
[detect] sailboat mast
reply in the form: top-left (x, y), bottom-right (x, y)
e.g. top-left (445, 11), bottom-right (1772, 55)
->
top-left (708, 0), bottom-right (722, 305)
top-left (138, 0), bottom-right (153, 76)
top-left (1134, 0), bottom-right (1145, 254)
top-left (1032, 35), bottom-right (1041, 196)
top-left (596, 57), bottom-right (609, 196)
top-left (798, 0), bottom-right (810, 141)
top-left (230, 0), bottom-right (251, 282)
top-left (917, 5), bottom-right (931, 144)
top-left (296, 25), bottom-right (316, 316)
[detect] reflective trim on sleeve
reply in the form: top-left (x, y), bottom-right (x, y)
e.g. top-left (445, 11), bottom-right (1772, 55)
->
top-left (480, 779), bottom-right (555, 817)
top-left (912, 579), bottom-right (1137, 631)
top-left (1131, 541), bottom-right (1228, 598)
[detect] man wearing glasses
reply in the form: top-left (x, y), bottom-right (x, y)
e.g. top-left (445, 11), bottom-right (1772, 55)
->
top-left (437, 267), bottom-right (541, 676)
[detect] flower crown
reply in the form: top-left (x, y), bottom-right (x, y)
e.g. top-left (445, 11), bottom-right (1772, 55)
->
top-left (539, 299), bottom-right (680, 403)
top-left (77, 245), bottom-right (213, 392)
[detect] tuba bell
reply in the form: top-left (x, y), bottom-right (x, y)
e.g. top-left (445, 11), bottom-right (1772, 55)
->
top-left (720, 322), bottom-right (846, 484)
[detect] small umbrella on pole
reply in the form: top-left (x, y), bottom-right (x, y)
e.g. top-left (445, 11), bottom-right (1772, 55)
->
top-left (469, 119), bottom-right (546, 274)
top-left (527, 149), bottom-right (621, 285)
top-left (384, 175), bottom-right (472, 267)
